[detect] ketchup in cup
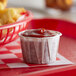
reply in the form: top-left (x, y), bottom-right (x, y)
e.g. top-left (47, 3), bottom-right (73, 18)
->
top-left (19, 29), bottom-right (62, 64)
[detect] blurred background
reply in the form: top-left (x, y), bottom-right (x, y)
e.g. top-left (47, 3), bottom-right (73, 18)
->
top-left (8, 0), bottom-right (76, 23)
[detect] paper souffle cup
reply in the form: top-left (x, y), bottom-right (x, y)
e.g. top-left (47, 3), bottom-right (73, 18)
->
top-left (19, 29), bottom-right (62, 64)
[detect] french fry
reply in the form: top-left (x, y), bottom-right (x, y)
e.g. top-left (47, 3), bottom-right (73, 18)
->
top-left (0, 0), bottom-right (7, 10)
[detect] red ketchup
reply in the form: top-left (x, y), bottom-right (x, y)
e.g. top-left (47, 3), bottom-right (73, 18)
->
top-left (22, 28), bottom-right (55, 38)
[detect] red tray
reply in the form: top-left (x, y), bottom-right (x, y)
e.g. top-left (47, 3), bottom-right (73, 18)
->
top-left (0, 19), bottom-right (76, 76)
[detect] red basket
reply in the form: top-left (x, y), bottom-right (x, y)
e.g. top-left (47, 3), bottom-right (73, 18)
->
top-left (0, 11), bottom-right (33, 45)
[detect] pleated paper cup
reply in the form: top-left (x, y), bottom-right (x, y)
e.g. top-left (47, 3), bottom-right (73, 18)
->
top-left (19, 29), bottom-right (62, 64)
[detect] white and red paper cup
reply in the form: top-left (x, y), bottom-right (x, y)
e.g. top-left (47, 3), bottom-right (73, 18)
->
top-left (19, 29), bottom-right (62, 64)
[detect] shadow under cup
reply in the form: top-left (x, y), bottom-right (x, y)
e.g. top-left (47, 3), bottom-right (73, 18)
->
top-left (19, 30), bottom-right (62, 64)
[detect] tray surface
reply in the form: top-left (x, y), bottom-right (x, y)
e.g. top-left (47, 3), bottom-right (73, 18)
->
top-left (0, 19), bottom-right (76, 76)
